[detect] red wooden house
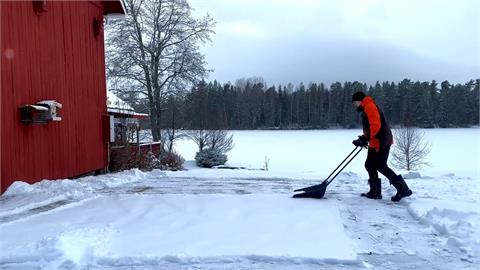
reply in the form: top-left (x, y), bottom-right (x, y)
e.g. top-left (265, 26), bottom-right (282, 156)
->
top-left (1, 1), bottom-right (125, 193)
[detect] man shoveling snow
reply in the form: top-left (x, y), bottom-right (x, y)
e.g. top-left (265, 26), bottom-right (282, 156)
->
top-left (351, 91), bottom-right (413, 202)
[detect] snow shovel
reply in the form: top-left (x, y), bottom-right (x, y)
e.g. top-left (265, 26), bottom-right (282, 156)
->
top-left (293, 146), bottom-right (364, 199)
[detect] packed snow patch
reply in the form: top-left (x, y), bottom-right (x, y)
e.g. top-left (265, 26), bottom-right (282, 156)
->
top-left (0, 194), bottom-right (359, 268)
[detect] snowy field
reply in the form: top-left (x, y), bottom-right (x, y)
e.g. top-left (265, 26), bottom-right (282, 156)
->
top-left (175, 129), bottom-right (480, 179)
top-left (0, 128), bottom-right (479, 270)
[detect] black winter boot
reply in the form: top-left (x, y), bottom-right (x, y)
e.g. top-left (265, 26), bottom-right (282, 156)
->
top-left (361, 178), bottom-right (382, 199)
top-left (390, 175), bottom-right (412, 202)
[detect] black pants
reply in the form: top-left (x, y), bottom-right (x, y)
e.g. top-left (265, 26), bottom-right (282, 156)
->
top-left (365, 145), bottom-right (398, 182)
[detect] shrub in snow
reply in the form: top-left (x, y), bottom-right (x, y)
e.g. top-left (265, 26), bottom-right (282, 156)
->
top-left (138, 151), bottom-right (162, 171)
top-left (138, 151), bottom-right (184, 171)
top-left (159, 151), bottom-right (185, 171)
top-left (110, 144), bottom-right (185, 172)
top-left (195, 148), bottom-right (228, 168)
top-left (190, 130), bottom-right (234, 168)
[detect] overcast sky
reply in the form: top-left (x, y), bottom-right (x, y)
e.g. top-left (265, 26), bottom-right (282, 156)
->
top-left (189, 0), bottom-right (480, 86)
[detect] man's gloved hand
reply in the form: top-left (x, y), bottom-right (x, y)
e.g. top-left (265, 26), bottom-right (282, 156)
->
top-left (352, 135), bottom-right (369, 148)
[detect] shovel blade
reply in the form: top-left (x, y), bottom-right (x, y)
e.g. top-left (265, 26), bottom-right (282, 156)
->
top-left (294, 179), bottom-right (329, 193)
top-left (292, 186), bottom-right (327, 199)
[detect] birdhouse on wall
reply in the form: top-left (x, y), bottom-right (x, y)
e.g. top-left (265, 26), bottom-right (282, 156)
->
top-left (20, 100), bottom-right (62, 124)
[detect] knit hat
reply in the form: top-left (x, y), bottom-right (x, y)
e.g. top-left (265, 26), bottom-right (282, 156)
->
top-left (351, 91), bottom-right (366, 102)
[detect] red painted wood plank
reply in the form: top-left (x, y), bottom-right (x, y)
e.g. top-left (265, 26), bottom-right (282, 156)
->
top-left (1, 1), bottom-right (109, 192)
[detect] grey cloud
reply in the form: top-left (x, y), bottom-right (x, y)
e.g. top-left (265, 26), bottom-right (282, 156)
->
top-left (191, 0), bottom-right (480, 86)
top-left (206, 36), bottom-right (479, 86)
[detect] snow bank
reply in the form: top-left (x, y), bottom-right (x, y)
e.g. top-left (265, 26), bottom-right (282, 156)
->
top-left (407, 199), bottom-right (480, 262)
top-left (4, 169), bottom-right (151, 197)
top-left (0, 170), bottom-right (154, 219)
top-left (403, 171), bottom-right (422, 179)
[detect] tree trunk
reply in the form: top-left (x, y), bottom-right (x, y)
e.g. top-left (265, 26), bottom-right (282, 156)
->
top-left (150, 113), bottom-right (161, 142)
top-left (169, 99), bottom-right (175, 153)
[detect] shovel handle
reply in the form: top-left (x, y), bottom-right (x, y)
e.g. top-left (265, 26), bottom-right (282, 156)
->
top-left (293, 146), bottom-right (361, 193)
top-left (326, 147), bottom-right (363, 185)
top-left (323, 146), bottom-right (359, 182)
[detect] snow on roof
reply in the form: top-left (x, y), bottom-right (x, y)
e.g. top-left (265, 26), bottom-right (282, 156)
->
top-left (107, 108), bottom-right (148, 118)
top-left (107, 90), bottom-right (134, 111)
top-left (107, 90), bottom-right (148, 118)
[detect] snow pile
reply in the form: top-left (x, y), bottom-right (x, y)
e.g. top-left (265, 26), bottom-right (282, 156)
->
top-left (0, 170), bottom-right (155, 220)
top-left (4, 169), bottom-right (150, 197)
top-left (0, 195), bottom-right (359, 268)
top-left (407, 199), bottom-right (480, 262)
top-left (403, 171), bottom-right (422, 179)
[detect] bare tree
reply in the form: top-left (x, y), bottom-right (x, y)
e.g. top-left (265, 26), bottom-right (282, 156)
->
top-left (106, 0), bottom-right (215, 142)
top-left (161, 129), bottom-right (186, 153)
top-left (161, 95), bottom-right (186, 153)
top-left (188, 130), bottom-right (210, 151)
top-left (189, 130), bottom-right (233, 153)
top-left (208, 130), bottom-right (234, 153)
top-left (391, 126), bottom-right (431, 170)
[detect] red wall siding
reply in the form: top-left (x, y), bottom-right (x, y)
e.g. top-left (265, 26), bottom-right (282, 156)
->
top-left (1, 1), bottom-right (108, 193)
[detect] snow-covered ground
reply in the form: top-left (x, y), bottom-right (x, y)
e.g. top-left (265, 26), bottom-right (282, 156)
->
top-left (1, 129), bottom-right (479, 270)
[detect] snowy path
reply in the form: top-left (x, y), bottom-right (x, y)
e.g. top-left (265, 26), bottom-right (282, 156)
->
top-left (1, 170), bottom-right (479, 270)
top-left (331, 174), bottom-right (479, 270)
top-left (336, 195), bottom-right (476, 270)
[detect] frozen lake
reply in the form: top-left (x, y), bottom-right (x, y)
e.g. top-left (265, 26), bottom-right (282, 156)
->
top-left (175, 128), bottom-right (480, 179)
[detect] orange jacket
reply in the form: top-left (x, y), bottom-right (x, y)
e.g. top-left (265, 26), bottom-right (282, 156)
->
top-left (361, 96), bottom-right (381, 151)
